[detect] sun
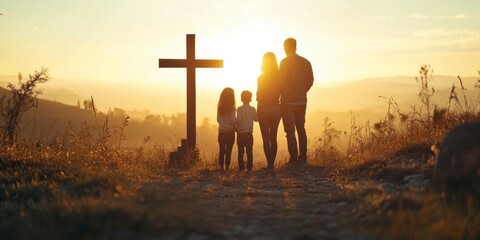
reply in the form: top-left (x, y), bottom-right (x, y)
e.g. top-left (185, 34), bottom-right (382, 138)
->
top-left (201, 23), bottom-right (286, 97)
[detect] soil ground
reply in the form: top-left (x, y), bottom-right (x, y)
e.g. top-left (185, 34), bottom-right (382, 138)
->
top-left (1, 149), bottom-right (478, 239)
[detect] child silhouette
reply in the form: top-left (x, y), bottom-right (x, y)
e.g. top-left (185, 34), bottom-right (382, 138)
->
top-left (217, 87), bottom-right (236, 171)
top-left (236, 90), bottom-right (258, 171)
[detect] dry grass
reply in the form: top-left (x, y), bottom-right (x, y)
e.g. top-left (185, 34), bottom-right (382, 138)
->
top-left (1, 66), bottom-right (479, 239)
top-left (305, 66), bottom-right (480, 239)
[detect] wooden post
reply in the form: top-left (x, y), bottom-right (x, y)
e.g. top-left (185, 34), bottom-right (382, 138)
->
top-left (158, 34), bottom-right (223, 160)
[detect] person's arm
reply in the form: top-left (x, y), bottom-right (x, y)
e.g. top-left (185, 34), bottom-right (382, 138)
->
top-left (305, 60), bottom-right (314, 92)
top-left (274, 72), bottom-right (281, 102)
top-left (256, 76), bottom-right (261, 102)
top-left (253, 108), bottom-right (258, 122)
top-left (279, 59), bottom-right (287, 93)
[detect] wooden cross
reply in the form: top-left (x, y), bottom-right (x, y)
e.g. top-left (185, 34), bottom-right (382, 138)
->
top-left (158, 34), bottom-right (223, 148)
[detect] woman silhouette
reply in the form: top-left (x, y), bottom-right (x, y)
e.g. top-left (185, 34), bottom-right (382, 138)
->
top-left (257, 52), bottom-right (281, 170)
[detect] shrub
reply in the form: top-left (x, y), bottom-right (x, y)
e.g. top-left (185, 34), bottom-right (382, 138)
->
top-left (0, 68), bottom-right (49, 146)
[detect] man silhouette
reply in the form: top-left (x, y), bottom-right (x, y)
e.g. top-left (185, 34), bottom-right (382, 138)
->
top-left (279, 38), bottom-right (314, 164)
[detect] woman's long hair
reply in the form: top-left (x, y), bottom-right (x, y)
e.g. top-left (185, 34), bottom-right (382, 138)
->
top-left (261, 52), bottom-right (278, 76)
top-left (257, 52), bottom-right (280, 104)
top-left (217, 87), bottom-right (235, 115)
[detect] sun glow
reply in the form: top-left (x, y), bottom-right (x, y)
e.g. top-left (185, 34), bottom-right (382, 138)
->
top-left (202, 23), bottom-right (286, 98)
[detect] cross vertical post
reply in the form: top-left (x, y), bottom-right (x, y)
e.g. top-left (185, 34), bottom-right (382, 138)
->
top-left (158, 34), bottom-right (223, 161)
top-left (186, 34), bottom-right (196, 147)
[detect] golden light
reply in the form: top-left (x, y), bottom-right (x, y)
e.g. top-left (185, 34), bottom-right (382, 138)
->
top-left (202, 22), bottom-right (286, 98)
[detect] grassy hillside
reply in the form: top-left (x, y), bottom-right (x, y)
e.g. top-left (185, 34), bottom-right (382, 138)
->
top-left (2, 74), bottom-right (478, 119)
top-left (1, 70), bottom-right (479, 239)
top-left (0, 86), bottom-right (216, 153)
top-left (3, 71), bottom-right (479, 161)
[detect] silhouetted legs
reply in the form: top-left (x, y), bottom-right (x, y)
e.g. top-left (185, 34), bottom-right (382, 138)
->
top-left (281, 104), bottom-right (307, 163)
top-left (218, 132), bottom-right (235, 171)
top-left (237, 132), bottom-right (254, 171)
top-left (258, 104), bottom-right (281, 170)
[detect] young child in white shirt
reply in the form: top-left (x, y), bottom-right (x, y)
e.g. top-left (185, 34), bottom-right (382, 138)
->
top-left (236, 90), bottom-right (258, 171)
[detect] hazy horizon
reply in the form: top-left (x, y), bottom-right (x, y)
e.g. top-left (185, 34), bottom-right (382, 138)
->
top-left (1, 0), bottom-right (479, 121)
top-left (1, 73), bottom-right (478, 125)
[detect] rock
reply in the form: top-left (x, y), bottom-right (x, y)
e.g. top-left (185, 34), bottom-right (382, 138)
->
top-left (402, 174), bottom-right (430, 190)
top-left (433, 121), bottom-right (480, 196)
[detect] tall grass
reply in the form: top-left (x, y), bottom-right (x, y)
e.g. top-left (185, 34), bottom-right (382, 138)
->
top-left (307, 66), bottom-right (480, 239)
top-left (309, 66), bottom-right (480, 169)
top-left (1, 66), bottom-right (479, 239)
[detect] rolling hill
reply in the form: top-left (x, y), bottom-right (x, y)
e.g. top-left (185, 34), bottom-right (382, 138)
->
top-left (2, 74), bottom-right (478, 117)
top-left (1, 74), bottom-right (478, 152)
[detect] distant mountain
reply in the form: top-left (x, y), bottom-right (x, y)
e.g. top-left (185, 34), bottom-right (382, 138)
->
top-left (1, 74), bottom-right (478, 121)
top-left (0, 75), bottom-right (186, 117)
top-left (308, 75), bottom-right (479, 112)
top-left (0, 76), bottom-right (84, 107)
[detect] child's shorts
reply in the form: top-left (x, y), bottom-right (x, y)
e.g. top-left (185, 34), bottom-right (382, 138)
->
top-left (237, 132), bottom-right (253, 148)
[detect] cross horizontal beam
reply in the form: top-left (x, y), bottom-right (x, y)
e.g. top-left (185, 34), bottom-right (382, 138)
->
top-left (158, 59), bottom-right (223, 68)
top-left (158, 34), bottom-right (223, 149)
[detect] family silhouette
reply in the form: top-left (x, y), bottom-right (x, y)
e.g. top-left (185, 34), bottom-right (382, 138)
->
top-left (217, 37), bottom-right (314, 171)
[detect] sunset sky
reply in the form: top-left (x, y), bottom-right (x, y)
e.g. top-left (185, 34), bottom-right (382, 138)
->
top-left (1, 0), bottom-right (479, 115)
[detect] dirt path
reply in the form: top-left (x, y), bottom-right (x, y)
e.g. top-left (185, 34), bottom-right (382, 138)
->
top-left (138, 165), bottom-right (370, 239)
top-left (3, 152), bottom-right (475, 239)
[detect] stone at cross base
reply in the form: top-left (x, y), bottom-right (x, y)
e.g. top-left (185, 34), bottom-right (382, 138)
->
top-left (158, 34), bottom-right (223, 166)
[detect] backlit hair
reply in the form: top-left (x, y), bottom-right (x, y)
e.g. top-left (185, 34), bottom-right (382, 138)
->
top-left (261, 52), bottom-right (278, 75)
top-left (217, 87), bottom-right (235, 115)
